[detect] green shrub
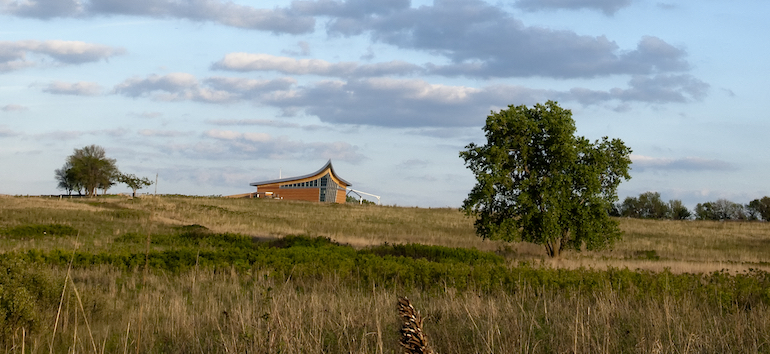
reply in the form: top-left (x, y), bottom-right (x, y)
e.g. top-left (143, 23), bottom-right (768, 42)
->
top-left (10, 238), bottom-right (770, 310)
top-left (0, 255), bottom-right (59, 345)
top-left (362, 243), bottom-right (504, 265)
top-left (2, 224), bottom-right (78, 239)
top-left (266, 235), bottom-right (339, 249)
top-left (633, 250), bottom-right (660, 260)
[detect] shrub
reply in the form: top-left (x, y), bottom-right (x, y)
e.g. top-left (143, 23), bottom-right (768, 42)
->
top-left (0, 255), bottom-right (58, 345)
top-left (2, 224), bottom-right (78, 239)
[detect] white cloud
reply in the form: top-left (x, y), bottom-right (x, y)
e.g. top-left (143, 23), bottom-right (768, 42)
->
top-left (206, 118), bottom-right (301, 129)
top-left (2, 1), bottom-right (695, 81)
top-left (0, 126), bottom-right (19, 137)
top-left (1, 104), bottom-right (28, 112)
top-left (113, 73), bottom-right (198, 96)
top-left (42, 81), bottom-right (103, 96)
top-left (154, 165), bottom-right (260, 190)
top-left (515, 0), bottom-right (632, 15)
top-left (113, 73), bottom-right (235, 103)
top-left (114, 73), bottom-right (296, 103)
top-left (129, 111), bottom-right (163, 118)
top-left (212, 53), bottom-right (421, 78)
top-left (2, 0), bottom-right (315, 33)
top-left (180, 129), bottom-right (366, 162)
top-left (110, 71), bottom-right (710, 128)
top-left (0, 40), bottom-right (125, 72)
top-left (204, 76), bottom-right (296, 96)
top-left (631, 155), bottom-right (734, 171)
top-left (282, 41), bottom-right (311, 56)
top-left (138, 129), bottom-right (192, 137)
top-left (33, 128), bottom-right (129, 140)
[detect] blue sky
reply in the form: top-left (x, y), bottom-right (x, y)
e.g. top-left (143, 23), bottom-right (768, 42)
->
top-left (1, 0), bottom-right (768, 208)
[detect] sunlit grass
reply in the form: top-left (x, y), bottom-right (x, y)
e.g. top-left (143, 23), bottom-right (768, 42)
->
top-left (2, 195), bottom-right (770, 353)
top-left (3, 195), bottom-right (770, 274)
top-left (3, 266), bottom-right (769, 353)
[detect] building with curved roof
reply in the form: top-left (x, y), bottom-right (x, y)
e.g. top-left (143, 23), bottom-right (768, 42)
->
top-left (249, 160), bottom-right (351, 203)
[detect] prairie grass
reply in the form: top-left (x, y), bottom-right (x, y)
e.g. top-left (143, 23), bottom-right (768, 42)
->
top-left (3, 195), bottom-right (769, 273)
top-left (2, 265), bottom-right (769, 353)
top-left (2, 195), bottom-right (770, 352)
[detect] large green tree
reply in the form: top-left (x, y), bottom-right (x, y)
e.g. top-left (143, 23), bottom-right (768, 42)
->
top-left (460, 101), bottom-right (632, 257)
top-left (65, 145), bottom-right (119, 197)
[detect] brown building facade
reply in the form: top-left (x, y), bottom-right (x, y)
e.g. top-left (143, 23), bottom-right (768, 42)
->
top-left (249, 160), bottom-right (351, 203)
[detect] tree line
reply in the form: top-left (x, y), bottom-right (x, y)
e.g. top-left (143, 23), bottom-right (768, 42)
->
top-left (55, 144), bottom-right (153, 197)
top-left (614, 192), bottom-right (770, 221)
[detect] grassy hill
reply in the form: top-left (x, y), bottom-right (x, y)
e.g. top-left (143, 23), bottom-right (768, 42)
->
top-left (1, 195), bottom-right (769, 353)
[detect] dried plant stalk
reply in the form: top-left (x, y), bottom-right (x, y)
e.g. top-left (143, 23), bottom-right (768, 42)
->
top-left (397, 296), bottom-right (433, 354)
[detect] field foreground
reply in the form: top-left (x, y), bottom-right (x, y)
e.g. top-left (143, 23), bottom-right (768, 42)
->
top-left (1, 195), bottom-right (769, 353)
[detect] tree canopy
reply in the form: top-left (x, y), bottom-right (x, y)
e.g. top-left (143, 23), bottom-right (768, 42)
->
top-left (460, 101), bottom-right (632, 257)
top-left (118, 173), bottom-right (154, 197)
top-left (56, 145), bottom-right (118, 197)
top-left (54, 161), bottom-right (82, 195)
top-left (618, 192), bottom-right (691, 220)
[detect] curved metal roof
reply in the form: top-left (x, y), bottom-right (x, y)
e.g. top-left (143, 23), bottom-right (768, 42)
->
top-left (249, 160), bottom-right (351, 187)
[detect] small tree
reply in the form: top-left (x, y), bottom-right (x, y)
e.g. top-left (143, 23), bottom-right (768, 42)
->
top-left (668, 199), bottom-right (691, 220)
top-left (54, 162), bottom-right (83, 195)
top-left (746, 197), bottom-right (770, 221)
top-left (65, 145), bottom-right (119, 197)
top-left (619, 192), bottom-right (670, 219)
top-left (118, 173), bottom-right (154, 197)
top-left (460, 101), bottom-right (632, 257)
top-left (695, 199), bottom-right (744, 220)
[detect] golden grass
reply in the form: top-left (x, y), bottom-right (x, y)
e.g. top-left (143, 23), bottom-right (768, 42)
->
top-left (3, 195), bottom-right (770, 352)
top-left (2, 195), bottom-right (770, 274)
top-left (6, 266), bottom-right (768, 353)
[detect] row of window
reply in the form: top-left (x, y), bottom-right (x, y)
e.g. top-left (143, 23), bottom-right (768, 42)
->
top-left (280, 179), bottom-right (319, 189)
top-left (278, 174), bottom-right (334, 190)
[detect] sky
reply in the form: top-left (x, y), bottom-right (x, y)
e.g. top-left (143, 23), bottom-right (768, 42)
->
top-left (1, 0), bottom-right (769, 208)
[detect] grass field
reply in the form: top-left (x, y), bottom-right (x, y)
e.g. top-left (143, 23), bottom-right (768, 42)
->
top-left (1, 195), bottom-right (769, 353)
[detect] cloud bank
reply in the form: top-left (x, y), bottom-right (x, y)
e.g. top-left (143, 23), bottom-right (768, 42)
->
top-left (515, 0), bottom-right (632, 15)
top-left (0, 40), bottom-right (125, 72)
top-left (3, 0), bottom-right (692, 80)
top-left (162, 129), bottom-right (366, 163)
top-left (631, 155), bottom-right (734, 172)
top-left (43, 81), bottom-right (103, 96)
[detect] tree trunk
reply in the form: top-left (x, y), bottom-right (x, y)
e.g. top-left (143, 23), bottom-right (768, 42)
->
top-left (545, 238), bottom-right (561, 258)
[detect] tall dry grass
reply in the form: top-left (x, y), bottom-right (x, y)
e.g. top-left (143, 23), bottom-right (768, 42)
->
top-left (4, 265), bottom-right (769, 353)
top-left (3, 195), bottom-right (770, 352)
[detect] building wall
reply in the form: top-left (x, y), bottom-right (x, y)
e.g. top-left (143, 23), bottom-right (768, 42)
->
top-left (273, 187), bottom-right (320, 203)
top-left (255, 184), bottom-right (318, 203)
top-left (253, 167), bottom-right (351, 204)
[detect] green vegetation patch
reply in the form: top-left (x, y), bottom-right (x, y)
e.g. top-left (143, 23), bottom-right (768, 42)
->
top-left (1, 223), bottom-right (78, 239)
top-left (11, 234), bottom-right (770, 310)
top-left (362, 243), bottom-right (504, 265)
top-left (97, 209), bottom-right (149, 219)
top-left (0, 255), bottom-right (59, 345)
top-left (633, 250), bottom-right (660, 260)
